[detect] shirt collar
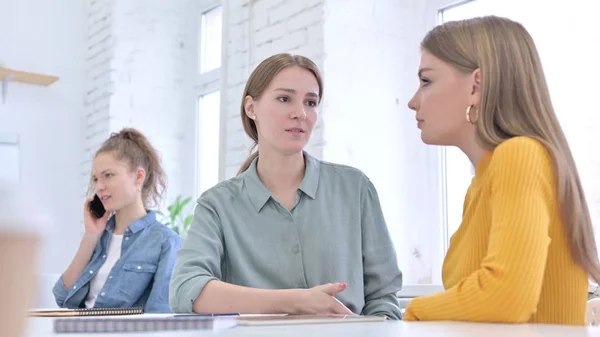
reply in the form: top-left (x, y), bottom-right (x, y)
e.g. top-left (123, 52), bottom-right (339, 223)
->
top-left (242, 151), bottom-right (321, 213)
top-left (298, 152), bottom-right (320, 199)
top-left (105, 210), bottom-right (157, 234)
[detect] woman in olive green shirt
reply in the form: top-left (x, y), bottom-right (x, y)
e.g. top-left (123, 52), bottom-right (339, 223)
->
top-left (169, 53), bottom-right (403, 319)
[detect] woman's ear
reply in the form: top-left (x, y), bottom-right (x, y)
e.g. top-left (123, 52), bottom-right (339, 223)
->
top-left (244, 95), bottom-right (256, 120)
top-left (470, 68), bottom-right (481, 105)
top-left (135, 167), bottom-right (146, 188)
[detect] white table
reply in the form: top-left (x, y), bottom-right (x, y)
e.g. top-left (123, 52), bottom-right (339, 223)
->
top-left (27, 316), bottom-right (600, 337)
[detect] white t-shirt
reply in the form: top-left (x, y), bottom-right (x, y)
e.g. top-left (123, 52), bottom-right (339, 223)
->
top-left (85, 234), bottom-right (123, 308)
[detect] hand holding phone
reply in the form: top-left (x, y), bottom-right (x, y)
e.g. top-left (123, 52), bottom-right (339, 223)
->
top-left (83, 195), bottom-right (109, 237)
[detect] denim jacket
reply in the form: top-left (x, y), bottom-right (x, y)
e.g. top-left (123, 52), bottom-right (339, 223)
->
top-left (53, 211), bottom-right (182, 313)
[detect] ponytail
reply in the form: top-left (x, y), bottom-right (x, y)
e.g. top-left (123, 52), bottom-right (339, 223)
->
top-left (237, 151), bottom-right (258, 175)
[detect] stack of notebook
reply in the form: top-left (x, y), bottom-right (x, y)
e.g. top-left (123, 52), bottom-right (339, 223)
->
top-left (27, 308), bottom-right (236, 333)
top-left (52, 315), bottom-right (238, 333)
top-left (28, 308), bottom-right (385, 333)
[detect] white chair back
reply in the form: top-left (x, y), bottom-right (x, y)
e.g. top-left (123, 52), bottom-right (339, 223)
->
top-left (586, 298), bottom-right (600, 326)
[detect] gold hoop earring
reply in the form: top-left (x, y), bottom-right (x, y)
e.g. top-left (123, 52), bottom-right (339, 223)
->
top-left (466, 105), bottom-right (477, 124)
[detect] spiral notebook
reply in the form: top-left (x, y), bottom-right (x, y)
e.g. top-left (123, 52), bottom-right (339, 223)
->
top-left (28, 307), bottom-right (143, 317)
top-left (53, 315), bottom-right (237, 333)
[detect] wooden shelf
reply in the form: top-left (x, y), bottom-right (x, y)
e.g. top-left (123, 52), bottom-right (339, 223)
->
top-left (0, 67), bottom-right (59, 103)
top-left (0, 67), bottom-right (58, 86)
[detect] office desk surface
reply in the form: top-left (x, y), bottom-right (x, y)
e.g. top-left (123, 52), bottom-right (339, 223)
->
top-left (28, 317), bottom-right (600, 337)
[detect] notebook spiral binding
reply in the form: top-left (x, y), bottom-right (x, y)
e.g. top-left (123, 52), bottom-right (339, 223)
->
top-left (27, 307), bottom-right (144, 317)
top-left (74, 307), bottom-right (143, 316)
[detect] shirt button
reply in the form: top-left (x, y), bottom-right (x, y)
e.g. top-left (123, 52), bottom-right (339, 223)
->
top-left (108, 276), bottom-right (113, 279)
top-left (137, 265), bottom-right (142, 270)
top-left (102, 255), bottom-right (106, 259)
top-left (125, 237), bottom-right (129, 240)
top-left (89, 270), bottom-right (94, 274)
top-left (292, 247), bottom-right (300, 254)
top-left (101, 292), bottom-right (105, 297)
top-left (73, 285), bottom-right (77, 289)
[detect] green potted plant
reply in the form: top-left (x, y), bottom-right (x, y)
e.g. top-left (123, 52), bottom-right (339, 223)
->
top-left (158, 195), bottom-right (194, 238)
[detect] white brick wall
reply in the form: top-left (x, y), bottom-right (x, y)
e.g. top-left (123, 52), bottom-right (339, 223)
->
top-left (222, 0), bottom-right (325, 179)
top-left (82, 0), bottom-right (114, 195)
top-left (111, 0), bottom-right (199, 206)
top-left (82, 0), bottom-right (199, 206)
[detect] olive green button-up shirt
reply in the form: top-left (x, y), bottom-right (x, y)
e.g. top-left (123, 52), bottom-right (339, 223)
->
top-left (169, 152), bottom-right (403, 319)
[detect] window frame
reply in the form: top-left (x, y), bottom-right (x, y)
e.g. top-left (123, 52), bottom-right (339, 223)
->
top-left (438, 0), bottom-right (479, 23)
top-left (195, 0), bottom-right (224, 197)
top-left (197, 0), bottom-right (223, 94)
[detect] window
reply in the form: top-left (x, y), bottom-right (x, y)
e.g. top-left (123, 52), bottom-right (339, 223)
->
top-left (440, 147), bottom-right (473, 248)
top-left (438, 0), bottom-right (600, 253)
top-left (196, 2), bottom-right (223, 197)
top-left (197, 91), bottom-right (221, 195)
top-left (199, 5), bottom-right (223, 74)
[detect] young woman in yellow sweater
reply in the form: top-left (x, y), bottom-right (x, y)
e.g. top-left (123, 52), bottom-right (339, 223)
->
top-left (405, 16), bottom-right (600, 325)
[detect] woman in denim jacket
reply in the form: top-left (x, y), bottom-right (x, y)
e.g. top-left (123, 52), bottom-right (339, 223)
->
top-left (53, 128), bottom-right (181, 313)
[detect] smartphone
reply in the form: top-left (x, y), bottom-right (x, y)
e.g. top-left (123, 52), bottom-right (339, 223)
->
top-left (88, 194), bottom-right (106, 218)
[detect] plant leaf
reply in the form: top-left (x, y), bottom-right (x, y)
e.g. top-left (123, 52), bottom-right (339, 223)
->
top-left (160, 195), bottom-right (196, 238)
top-left (184, 215), bottom-right (193, 228)
top-left (174, 199), bottom-right (185, 217)
top-left (181, 197), bottom-right (192, 208)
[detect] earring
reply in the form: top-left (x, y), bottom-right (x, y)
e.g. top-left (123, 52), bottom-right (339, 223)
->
top-left (137, 186), bottom-right (141, 192)
top-left (466, 105), bottom-right (477, 124)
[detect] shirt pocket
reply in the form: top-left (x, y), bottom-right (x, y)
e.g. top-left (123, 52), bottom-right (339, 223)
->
top-left (118, 262), bottom-right (158, 298)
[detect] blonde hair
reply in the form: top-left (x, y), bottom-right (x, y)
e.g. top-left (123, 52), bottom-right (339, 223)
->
top-left (89, 128), bottom-right (166, 209)
top-left (422, 15), bottom-right (600, 282)
top-left (237, 53), bottom-right (323, 175)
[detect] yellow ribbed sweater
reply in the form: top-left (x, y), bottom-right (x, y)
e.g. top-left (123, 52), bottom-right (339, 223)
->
top-left (404, 137), bottom-right (588, 325)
